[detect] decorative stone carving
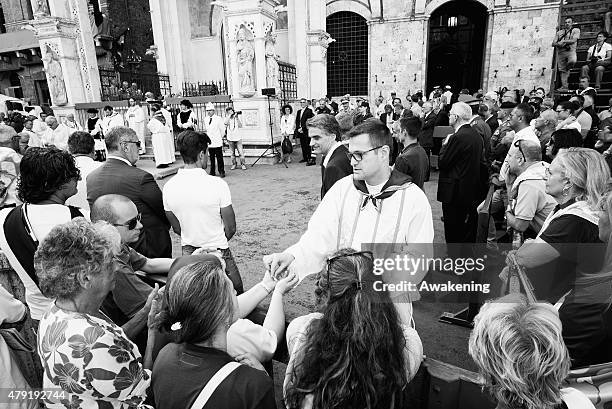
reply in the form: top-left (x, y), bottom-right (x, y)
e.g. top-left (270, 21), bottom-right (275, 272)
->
top-left (265, 31), bottom-right (279, 89)
top-left (42, 44), bottom-right (68, 106)
top-left (32, 0), bottom-right (50, 18)
top-left (236, 25), bottom-right (256, 97)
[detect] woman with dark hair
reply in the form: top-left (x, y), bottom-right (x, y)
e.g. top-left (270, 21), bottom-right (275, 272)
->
top-left (280, 104), bottom-right (295, 163)
top-left (354, 101), bottom-right (373, 126)
top-left (0, 147), bottom-right (84, 321)
top-left (545, 128), bottom-right (583, 161)
top-left (152, 258), bottom-right (276, 408)
top-left (284, 249), bottom-right (423, 409)
top-left (178, 99), bottom-right (197, 131)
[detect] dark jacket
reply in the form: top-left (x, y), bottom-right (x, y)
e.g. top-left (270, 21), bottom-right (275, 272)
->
top-left (437, 124), bottom-right (484, 207)
top-left (86, 158), bottom-right (172, 258)
top-left (379, 112), bottom-right (399, 127)
top-left (486, 115), bottom-right (499, 135)
top-left (321, 144), bottom-right (352, 199)
top-left (394, 142), bottom-right (429, 190)
top-left (294, 107), bottom-right (314, 137)
top-left (419, 111), bottom-right (437, 148)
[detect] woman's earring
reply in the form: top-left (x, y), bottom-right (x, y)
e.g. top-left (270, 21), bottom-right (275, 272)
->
top-left (562, 185), bottom-right (570, 196)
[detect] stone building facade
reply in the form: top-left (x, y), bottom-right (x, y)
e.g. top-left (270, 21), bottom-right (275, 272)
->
top-left (151, 0), bottom-right (561, 100)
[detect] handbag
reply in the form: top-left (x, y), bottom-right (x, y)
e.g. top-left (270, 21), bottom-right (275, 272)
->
top-left (189, 361), bottom-right (241, 409)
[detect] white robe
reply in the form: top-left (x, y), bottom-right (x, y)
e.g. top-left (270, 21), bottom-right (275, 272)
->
top-left (147, 117), bottom-right (175, 165)
top-left (126, 106), bottom-right (146, 151)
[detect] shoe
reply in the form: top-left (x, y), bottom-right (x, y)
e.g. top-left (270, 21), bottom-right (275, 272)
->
top-left (156, 164), bottom-right (169, 169)
top-left (220, 173), bottom-right (226, 178)
top-left (241, 165), bottom-right (247, 170)
top-left (306, 160), bottom-right (315, 166)
top-left (299, 159), bottom-right (307, 163)
top-left (230, 164), bottom-right (237, 170)
top-left (287, 158), bottom-right (292, 163)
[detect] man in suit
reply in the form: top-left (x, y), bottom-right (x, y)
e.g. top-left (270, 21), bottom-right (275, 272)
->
top-left (419, 101), bottom-right (436, 181)
top-left (87, 126), bottom-right (171, 258)
top-left (437, 102), bottom-right (484, 255)
top-left (295, 98), bottom-right (315, 165)
top-left (308, 114), bottom-right (352, 198)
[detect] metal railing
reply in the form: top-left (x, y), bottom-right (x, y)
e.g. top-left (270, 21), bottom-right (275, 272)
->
top-left (99, 67), bottom-right (172, 101)
top-left (182, 81), bottom-right (228, 97)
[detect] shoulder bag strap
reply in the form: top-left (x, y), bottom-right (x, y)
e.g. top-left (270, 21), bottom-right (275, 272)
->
top-left (190, 361), bottom-right (242, 409)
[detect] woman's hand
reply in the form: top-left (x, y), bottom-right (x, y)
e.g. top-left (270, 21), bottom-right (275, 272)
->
top-left (146, 284), bottom-right (164, 329)
top-left (235, 353), bottom-right (267, 373)
top-left (261, 271), bottom-right (277, 292)
top-left (274, 272), bottom-right (299, 295)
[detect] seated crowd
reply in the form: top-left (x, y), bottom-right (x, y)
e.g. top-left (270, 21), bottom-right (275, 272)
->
top-left (1, 80), bottom-right (612, 409)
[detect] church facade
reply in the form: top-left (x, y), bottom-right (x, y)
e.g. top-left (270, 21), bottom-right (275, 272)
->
top-left (150, 0), bottom-right (561, 100)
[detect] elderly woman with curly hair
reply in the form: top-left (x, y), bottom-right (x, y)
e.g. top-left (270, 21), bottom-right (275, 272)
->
top-left (35, 218), bottom-right (160, 409)
top-left (0, 147), bottom-right (85, 321)
top-left (504, 148), bottom-right (610, 367)
top-left (283, 249), bottom-right (423, 409)
top-left (469, 296), bottom-right (595, 409)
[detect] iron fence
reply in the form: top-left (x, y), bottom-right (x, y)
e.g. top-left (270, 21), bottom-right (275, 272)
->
top-left (278, 61), bottom-right (297, 106)
top-left (182, 81), bottom-right (228, 97)
top-left (99, 67), bottom-right (172, 101)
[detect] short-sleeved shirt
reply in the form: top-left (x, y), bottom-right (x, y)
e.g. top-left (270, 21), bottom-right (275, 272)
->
top-left (152, 343), bottom-right (275, 409)
top-left (103, 244), bottom-right (152, 320)
top-left (511, 173), bottom-right (556, 234)
top-left (394, 143), bottom-right (429, 190)
top-left (227, 319), bottom-right (277, 363)
top-left (163, 168), bottom-right (232, 248)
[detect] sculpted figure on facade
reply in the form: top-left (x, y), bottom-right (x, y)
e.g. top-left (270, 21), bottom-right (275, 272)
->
top-left (43, 45), bottom-right (68, 106)
top-left (32, 0), bottom-right (50, 17)
top-left (265, 32), bottom-right (279, 89)
top-left (236, 26), bottom-right (256, 97)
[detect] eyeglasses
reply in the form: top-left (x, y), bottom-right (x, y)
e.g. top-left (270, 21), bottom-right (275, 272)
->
top-left (326, 250), bottom-right (373, 295)
top-left (113, 213), bottom-right (141, 230)
top-left (513, 140), bottom-right (526, 162)
top-left (346, 146), bottom-right (384, 162)
top-left (122, 140), bottom-right (141, 148)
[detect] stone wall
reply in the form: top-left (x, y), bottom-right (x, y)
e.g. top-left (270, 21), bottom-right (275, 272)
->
top-left (0, 0), bottom-right (32, 28)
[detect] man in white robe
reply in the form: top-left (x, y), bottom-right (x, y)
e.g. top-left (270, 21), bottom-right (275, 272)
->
top-left (265, 119), bottom-right (434, 325)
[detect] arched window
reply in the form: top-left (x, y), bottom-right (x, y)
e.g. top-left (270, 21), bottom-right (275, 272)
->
top-left (326, 11), bottom-right (368, 97)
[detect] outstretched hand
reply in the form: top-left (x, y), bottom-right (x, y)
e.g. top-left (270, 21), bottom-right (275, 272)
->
top-left (274, 272), bottom-right (299, 295)
top-left (263, 252), bottom-right (295, 279)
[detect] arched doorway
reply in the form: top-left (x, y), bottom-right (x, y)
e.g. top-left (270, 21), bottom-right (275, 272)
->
top-left (326, 11), bottom-right (368, 97)
top-left (426, 0), bottom-right (487, 94)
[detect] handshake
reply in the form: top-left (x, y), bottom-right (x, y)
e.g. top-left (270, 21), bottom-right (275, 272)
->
top-left (263, 252), bottom-right (296, 280)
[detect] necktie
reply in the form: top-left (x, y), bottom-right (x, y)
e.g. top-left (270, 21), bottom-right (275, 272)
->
top-left (209, 118), bottom-right (212, 125)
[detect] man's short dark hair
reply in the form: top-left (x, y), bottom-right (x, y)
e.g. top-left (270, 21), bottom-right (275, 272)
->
top-left (177, 130), bottom-right (211, 164)
top-left (67, 131), bottom-right (95, 155)
top-left (306, 114), bottom-right (341, 141)
top-left (103, 105), bottom-right (113, 112)
top-left (399, 117), bottom-right (421, 138)
top-left (345, 118), bottom-right (392, 150)
top-left (515, 103), bottom-right (535, 124)
top-left (598, 31), bottom-right (609, 39)
top-left (105, 126), bottom-right (136, 152)
top-left (180, 99), bottom-right (193, 109)
top-left (411, 94), bottom-right (420, 102)
top-left (572, 94), bottom-right (585, 105)
top-left (558, 100), bottom-right (579, 113)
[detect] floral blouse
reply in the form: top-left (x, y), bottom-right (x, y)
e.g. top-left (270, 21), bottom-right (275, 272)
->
top-left (37, 305), bottom-right (151, 409)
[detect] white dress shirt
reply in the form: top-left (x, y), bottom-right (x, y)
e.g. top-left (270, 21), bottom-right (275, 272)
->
top-left (204, 114), bottom-right (226, 148)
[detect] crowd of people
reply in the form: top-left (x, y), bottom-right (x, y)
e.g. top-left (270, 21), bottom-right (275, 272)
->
top-left (2, 67), bottom-right (612, 409)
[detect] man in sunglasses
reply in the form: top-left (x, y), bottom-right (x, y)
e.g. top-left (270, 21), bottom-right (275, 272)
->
top-left (91, 194), bottom-right (174, 324)
top-left (506, 140), bottom-right (556, 238)
top-left (87, 126), bottom-right (172, 258)
top-left (265, 119), bottom-right (433, 325)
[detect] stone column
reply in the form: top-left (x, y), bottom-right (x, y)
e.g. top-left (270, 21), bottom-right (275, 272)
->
top-left (225, 0), bottom-right (282, 159)
top-left (28, 0), bottom-right (102, 120)
top-left (306, 30), bottom-right (332, 98)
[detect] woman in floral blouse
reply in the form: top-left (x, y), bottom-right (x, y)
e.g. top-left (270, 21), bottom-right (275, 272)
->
top-left (34, 218), bottom-right (161, 409)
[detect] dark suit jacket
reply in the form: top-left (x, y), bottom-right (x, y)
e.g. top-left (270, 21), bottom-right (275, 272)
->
top-left (379, 112), bottom-right (399, 126)
top-left (437, 124), bottom-right (483, 207)
top-left (294, 108), bottom-right (314, 137)
top-left (485, 115), bottom-right (499, 135)
top-left (419, 112), bottom-right (437, 148)
top-left (86, 158), bottom-right (172, 258)
top-left (321, 144), bottom-right (352, 199)
top-left (394, 142), bottom-right (429, 190)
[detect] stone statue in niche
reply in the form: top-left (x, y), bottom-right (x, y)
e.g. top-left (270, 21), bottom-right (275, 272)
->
top-left (42, 45), bottom-right (68, 106)
top-left (265, 32), bottom-right (279, 90)
top-left (31, 0), bottom-right (50, 17)
top-left (236, 26), bottom-right (256, 97)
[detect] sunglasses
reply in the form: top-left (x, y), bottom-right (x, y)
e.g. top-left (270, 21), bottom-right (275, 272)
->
top-left (326, 250), bottom-right (373, 295)
top-left (346, 146), bottom-right (384, 162)
top-left (513, 140), bottom-right (526, 162)
top-left (113, 213), bottom-right (142, 230)
top-left (122, 140), bottom-right (141, 148)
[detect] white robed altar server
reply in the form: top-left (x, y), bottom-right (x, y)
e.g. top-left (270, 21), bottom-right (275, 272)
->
top-left (147, 105), bottom-right (175, 167)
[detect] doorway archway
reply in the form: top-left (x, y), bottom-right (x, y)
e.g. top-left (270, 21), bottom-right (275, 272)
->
top-left (426, 0), bottom-right (487, 94)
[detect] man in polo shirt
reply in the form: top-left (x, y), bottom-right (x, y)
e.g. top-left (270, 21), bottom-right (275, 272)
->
top-left (394, 117), bottom-right (429, 190)
top-left (204, 102), bottom-right (226, 177)
top-left (162, 130), bottom-right (244, 293)
top-left (90, 194), bottom-right (174, 323)
top-left (307, 114), bottom-right (352, 199)
top-left (505, 139), bottom-right (556, 239)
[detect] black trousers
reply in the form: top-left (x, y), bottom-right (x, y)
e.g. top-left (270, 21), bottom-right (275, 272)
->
top-left (299, 134), bottom-right (312, 161)
top-left (442, 202), bottom-right (478, 258)
top-left (208, 147), bottom-right (225, 175)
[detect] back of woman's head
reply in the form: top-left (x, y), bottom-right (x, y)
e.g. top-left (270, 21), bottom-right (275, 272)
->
top-left (469, 297), bottom-right (570, 409)
top-left (17, 147), bottom-right (80, 204)
top-left (555, 147), bottom-right (610, 208)
top-left (158, 259), bottom-right (234, 344)
top-left (285, 249), bottom-right (408, 409)
top-left (550, 129), bottom-right (582, 157)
